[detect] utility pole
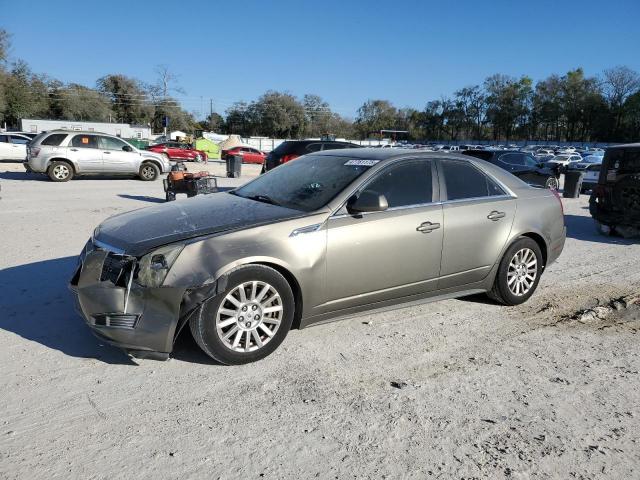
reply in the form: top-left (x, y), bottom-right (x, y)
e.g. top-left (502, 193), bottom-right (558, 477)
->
top-left (210, 98), bottom-right (214, 131)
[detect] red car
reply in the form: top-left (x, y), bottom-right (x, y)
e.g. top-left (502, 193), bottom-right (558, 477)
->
top-left (147, 142), bottom-right (208, 162)
top-left (222, 146), bottom-right (266, 164)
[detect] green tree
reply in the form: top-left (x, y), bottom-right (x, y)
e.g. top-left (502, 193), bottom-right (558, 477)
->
top-left (96, 74), bottom-right (153, 124)
top-left (247, 91), bottom-right (306, 138)
top-left (48, 83), bottom-right (112, 121)
top-left (354, 99), bottom-right (398, 139)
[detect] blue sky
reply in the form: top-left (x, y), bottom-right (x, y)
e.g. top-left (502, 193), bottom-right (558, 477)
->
top-left (2, 0), bottom-right (639, 119)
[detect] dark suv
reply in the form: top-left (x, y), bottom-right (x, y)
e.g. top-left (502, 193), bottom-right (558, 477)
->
top-left (264, 140), bottom-right (361, 172)
top-left (590, 143), bottom-right (640, 236)
top-left (462, 149), bottom-right (560, 189)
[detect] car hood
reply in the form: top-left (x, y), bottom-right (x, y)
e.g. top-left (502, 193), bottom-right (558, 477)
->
top-left (94, 192), bottom-right (308, 256)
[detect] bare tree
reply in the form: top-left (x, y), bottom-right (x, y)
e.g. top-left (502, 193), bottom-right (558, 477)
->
top-left (152, 64), bottom-right (185, 98)
top-left (602, 66), bottom-right (640, 134)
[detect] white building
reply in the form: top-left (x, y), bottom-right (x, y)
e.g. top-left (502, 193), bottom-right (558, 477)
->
top-left (20, 119), bottom-right (153, 139)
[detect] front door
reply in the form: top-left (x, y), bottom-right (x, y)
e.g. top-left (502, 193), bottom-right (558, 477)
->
top-left (438, 159), bottom-right (517, 288)
top-left (323, 159), bottom-right (443, 313)
top-left (99, 136), bottom-right (139, 173)
top-left (67, 134), bottom-right (103, 172)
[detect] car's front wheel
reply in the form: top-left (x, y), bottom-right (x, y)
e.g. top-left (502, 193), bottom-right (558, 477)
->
top-left (189, 265), bottom-right (295, 364)
top-left (139, 162), bottom-right (160, 181)
top-left (488, 237), bottom-right (543, 306)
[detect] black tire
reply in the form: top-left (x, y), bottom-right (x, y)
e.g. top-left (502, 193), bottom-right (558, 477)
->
top-left (545, 176), bottom-right (559, 190)
top-left (165, 191), bottom-right (176, 202)
top-left (139, 162), bottom-right (160, 181)
top-left (189, 265), bottom-right (295, 365)
top-left (194, 154), bottom-right (202, 163)
top-left (48, 160), bottom-right (74, 182)
top-left (488, 237), bottom-right (543, 306)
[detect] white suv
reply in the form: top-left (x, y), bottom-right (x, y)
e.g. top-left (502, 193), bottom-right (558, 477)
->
top-left (26, 130), bottom-right (171, 182)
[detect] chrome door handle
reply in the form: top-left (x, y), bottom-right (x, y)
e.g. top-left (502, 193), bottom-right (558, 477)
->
top-left (487, 211), bottom-right (506, 221)
top-left (416, 221), bottom-right (441, 233)
top-left (70, 148), bottom-right (78, 151)
top-left (103, 151), bottom-right (111, 154)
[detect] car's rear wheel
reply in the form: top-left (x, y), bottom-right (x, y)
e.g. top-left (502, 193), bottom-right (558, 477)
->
top-left (48, 161), bottom-right (73, 182)
top-left (194, 154), bottom-right (202, 163)
top-left (189, 265), bottom-right (295, 365)
top-left (545, 176), bottom-right (559, 190)
top-left (139, 162), bottom-right (159, 181)
top-left (488, 237), bottom-right (543, 306)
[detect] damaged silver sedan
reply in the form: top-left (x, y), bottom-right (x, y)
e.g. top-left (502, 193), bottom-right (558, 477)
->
top-left (70, 149), bottom-right (566, 364)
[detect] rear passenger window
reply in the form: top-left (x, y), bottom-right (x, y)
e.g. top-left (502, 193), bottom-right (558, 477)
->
top-left (0, 135), bottom-right (8, 143)
top-left (364, 160), bottom-right (433, 208)
top-left (41, 134), bottom-right (68, 146)
top-left (71, 135), bottom-right (99, 148)
top-left (442, 160), bottom-right (505, 201)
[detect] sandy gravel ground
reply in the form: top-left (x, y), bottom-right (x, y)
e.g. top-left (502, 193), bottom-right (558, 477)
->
top-left (1, 160), bottom-right (639, 479)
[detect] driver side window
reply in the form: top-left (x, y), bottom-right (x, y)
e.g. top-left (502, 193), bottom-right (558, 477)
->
top-left (100, 136), bottom-right (129, 151)
top-left (363, 160), bottom-right (433, 208)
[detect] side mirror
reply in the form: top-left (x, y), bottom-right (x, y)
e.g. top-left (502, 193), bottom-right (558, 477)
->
top-left (122, 145), bottom-right (133, 152)
top-left (347, 190), bottom-right (389, 214)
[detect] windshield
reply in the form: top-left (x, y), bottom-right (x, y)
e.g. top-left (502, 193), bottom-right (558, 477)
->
top-left (233, 155), bottom-right (375, 212)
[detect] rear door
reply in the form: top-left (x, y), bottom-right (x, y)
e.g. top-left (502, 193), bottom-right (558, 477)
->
top-left (438, 159), bottom-right (517, 288)
top-left (324, 159), bottom-right (443, 312)
top-left (67, 134), bottom-right (103, 172)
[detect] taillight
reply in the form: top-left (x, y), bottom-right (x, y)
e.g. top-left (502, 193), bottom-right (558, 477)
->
top-left (281, 154), bottom-right (299, 163)
top-left (31, 147), bottom-right (40, 157)
top-left (551, 188), bottom-right (564, 216)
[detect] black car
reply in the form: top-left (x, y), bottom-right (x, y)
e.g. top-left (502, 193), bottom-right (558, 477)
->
top-left (264, 140), bottom-right (361, 172)
top-left (590, 143), bottom-right (640, 236)
top-left (462, 149), bottom-right (560, 189)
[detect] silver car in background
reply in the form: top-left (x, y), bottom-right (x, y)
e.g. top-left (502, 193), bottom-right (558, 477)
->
top-left (71, 149), bottom-right (566, 364)
top-left (26, 130), bottom-right (171, 181)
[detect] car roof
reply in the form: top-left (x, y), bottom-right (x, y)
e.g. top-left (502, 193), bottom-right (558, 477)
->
top-left (312, 147), bottom-right (475, 162)
top-left (607, 142), bottom-right (640, 150)
top-left (44, 129), bottom-right (114, 136)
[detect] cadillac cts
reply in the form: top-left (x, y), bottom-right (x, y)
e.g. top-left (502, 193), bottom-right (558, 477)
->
top-left (70, 149), bottom-right (566, 364)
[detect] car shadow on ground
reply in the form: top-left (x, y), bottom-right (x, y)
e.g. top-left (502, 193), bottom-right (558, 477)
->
top-left (564, 214), bottom-right (637, 245)
top-left (0, 256), bottom-right (136, 365)
top-left (118, 194), bottom-right (165, 203)
top-left (0, 171), bottom-right (47, 181)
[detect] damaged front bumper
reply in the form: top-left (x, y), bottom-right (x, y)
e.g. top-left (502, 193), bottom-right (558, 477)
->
top-left (69, 247), bottom-right (200, 359)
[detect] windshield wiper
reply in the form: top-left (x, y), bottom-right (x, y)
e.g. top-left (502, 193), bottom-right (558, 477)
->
top-left (246, 194), bottom-right (281, 206)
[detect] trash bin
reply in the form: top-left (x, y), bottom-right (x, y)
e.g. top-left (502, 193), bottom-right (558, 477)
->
top-left (226, 155), bottom-right (242, 178)
top-left (563, 170), bottom-right (584, 198)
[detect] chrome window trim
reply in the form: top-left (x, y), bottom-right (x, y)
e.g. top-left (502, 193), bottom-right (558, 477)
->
top-left (329, 194), bottom-right (515, 219)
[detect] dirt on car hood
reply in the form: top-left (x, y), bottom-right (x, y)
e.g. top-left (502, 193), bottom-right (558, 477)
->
top-left (93, 192), bottom-right (306, 256)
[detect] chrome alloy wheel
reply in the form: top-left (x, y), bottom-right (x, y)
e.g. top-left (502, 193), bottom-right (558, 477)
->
top-left (53, 164), bottom-right (70, 180)
top-left (216, 281), bottom-right (283, 352)
top-left (546, 176), bottom-right (559, 190)
top-left (507, 248), bottom-right (538, 296)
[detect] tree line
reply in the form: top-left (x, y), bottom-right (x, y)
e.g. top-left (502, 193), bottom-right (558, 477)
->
top-left (1, 28), bottom-right (639, 142)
